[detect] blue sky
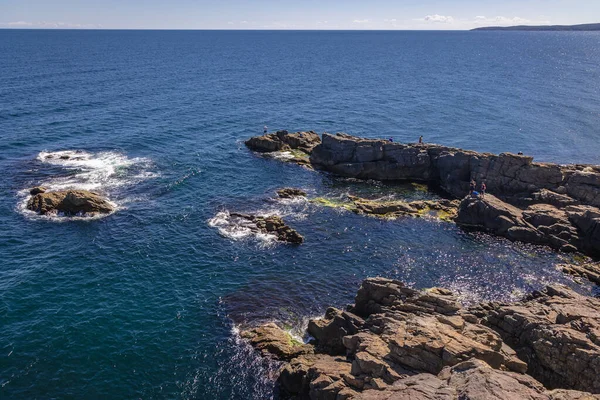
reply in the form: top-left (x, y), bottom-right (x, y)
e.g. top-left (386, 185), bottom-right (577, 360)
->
top-left (1, 0), bottom-right (599, 30)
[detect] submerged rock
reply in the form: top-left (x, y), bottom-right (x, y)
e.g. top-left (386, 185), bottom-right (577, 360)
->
top-left (242, 277), bottom-right (600, 399)
top-left (230, 213), bottom-right (304, 244)
top-left (277, 188), bottom-right (307, 199)
top-left (27, 190), bottom-right (114, 216)
top-left (349, 196), bottom-right (459, 221)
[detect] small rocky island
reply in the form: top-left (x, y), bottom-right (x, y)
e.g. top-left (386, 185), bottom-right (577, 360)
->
top-left (27, 188), bottom-right (115, 216)
top-left (242, 277), bottom-right (600, 399)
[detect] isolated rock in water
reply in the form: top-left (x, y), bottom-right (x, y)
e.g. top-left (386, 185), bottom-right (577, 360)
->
top-left (29, 186), bottom-right (47, 195)
top-left (229, 213), bottom-right (304, 244)
top-left (240, 323), bottom-right (313, 361)
top-left (27, 190), bottom-right (115, 216)
top-left (471, 285), bottom-right (600, 393)
top-left (277, 188), bottom-right (307, 199)
top-left (245, 130), bottom-right (321, 154)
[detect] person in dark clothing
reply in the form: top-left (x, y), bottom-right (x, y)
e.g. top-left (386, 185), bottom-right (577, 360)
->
top-left (419, 135), bottom-right (423, 144)
top-left (469, 179), bottom-right (476, 196)
top-left (389, 137), bottom-right (394, 142)
top-left (480, 182), bottom-right (487, 198)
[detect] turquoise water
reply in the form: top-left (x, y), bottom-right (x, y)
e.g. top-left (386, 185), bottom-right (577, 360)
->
top-left (1, 30), bottom-right (599, 399)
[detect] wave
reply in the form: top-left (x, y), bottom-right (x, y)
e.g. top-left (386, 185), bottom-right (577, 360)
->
top-left (208, 211), bottom-right (279, 247)
top-left (17, 149), bottom-right (158, 221)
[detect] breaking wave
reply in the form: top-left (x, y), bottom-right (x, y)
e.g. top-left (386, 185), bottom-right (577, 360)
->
top-left (17, 149), bottom-right (158, 220)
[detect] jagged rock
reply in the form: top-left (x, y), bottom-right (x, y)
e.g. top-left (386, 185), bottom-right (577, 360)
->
top-left (278, 354), bottom-right (352, 399)
top-left (240, 323), bottom-right (313, 361)
top-left (307, 307), bottom-right (364, 355)
top-left (471, 285), bottom-right (600, 393)
top-left (560, 262), bottom-right (600, 285)
top-left (245, 130), bottom-right (321, 154)
top-left (277, 188), bottom-right (307, 199)
top-left (455, 195), bottom-right (598, 255)
top-left (29, 186), bottom-right (46, 195)
top-left (242, 278), bottom-right (600, 399)
top-left (229, 213), bottom-right (304, 244)
top-left (27, 190), bottom-right (115, 216)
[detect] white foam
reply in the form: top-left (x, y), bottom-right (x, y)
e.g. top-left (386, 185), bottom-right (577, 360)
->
top-left (18, 149), bottom-right (157, 221)
top-left (208, 211), bottom-right (279, 247)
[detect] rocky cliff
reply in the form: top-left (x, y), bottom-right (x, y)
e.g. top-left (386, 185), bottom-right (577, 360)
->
top-left (242, 278), bottom-right (600, 399)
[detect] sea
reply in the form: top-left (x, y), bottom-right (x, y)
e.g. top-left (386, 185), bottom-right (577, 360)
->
top-left (1, 30), bottom-right (599, 399)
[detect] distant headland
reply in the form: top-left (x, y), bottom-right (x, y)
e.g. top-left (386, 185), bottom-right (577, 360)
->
top-left (472, 22), bottom-right (600, 31)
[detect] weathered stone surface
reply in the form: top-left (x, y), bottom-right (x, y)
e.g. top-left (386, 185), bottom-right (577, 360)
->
top-left (455, 194), bottom-right (600, 256)
top-left (277, 188), bottom-right (307, 199)
top-left (560, 262), bottom-right (600, 285)
top-left (348, 196), bottom-right (459, 221)
top-left (27, 190), bottom-right (115, 216)
top-left (471, 285), bottom-right (600, 393)
top-left (245, 130), bottom-right (321, 154)
top-left (240, 323), bottom-right (313, 361)
top-left (308, 307), bottom-right (364, 355)
top-left (230, 213), bottom-right (304, 244)
top-left (242, 278), bottom-right (600, 399)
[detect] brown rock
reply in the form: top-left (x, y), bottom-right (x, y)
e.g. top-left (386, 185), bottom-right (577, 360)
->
top-left (277, 188), bottom-right (307, 198)
top-left (27, 190), bottom-right (114, 216)
top-left (29, 186), bottom-right (46, 195)
top-left (240, 322), bottom-right (313, 361)
top-left (471, 285), bottom-right (600, 393)
top-left (229, 213), bottom-right (304, 244)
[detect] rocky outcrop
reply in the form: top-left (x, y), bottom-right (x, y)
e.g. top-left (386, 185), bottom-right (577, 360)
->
top-left (29, 186), bottom-right (47, 195)
top-left (243, 278), bottom-right (600, 399)
top-left (456, 194), bottom-right (600, 256)
top-left (560, 262), bottom-right (600, 285)
top-left (470, 285), bottom-right (600, 393)
top-left (245, 130), bottom-right (321, 165)
top-left (277, 188), bottom-right (307, 199)
top-left (27, 190), bottom-right (115, 216)
top-left (307, 134), bottom-right (600, 208)
top-left (229, 213), bottom-right (304, 244)
top-left (240, 323), bottom-right (313, 361)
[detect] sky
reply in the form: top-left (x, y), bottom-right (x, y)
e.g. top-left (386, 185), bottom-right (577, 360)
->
top-left (1, 0), bottom-right (599, 30)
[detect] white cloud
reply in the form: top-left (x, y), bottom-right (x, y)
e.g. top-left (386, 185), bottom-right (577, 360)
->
top-left (0, 21), bottom-right (102, 29)
top-left (352, 19), bottom-right (370, 24)
top-left (424, 14), bottom-right (454, 23)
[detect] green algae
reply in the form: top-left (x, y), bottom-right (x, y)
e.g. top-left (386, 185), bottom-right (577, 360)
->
top-left (311, 197), bottom-right (357, 211)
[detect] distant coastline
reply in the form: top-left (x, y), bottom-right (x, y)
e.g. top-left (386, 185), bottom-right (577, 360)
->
top-left (473, 22), bottom-right (600, 31)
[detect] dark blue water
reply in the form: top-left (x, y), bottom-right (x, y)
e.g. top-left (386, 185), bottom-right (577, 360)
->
top-left (1, 30), bottom-right (599, 399)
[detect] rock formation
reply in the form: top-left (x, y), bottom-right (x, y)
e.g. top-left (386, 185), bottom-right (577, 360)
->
top-left (230, 213), bottom-right (304, 244)
top-left (245, 130), bottom-right (321, 166)
top-left (277, 188), bottom-right (308, 199)
top-left (455, 194), bottom-right (600, 256)
top-left (27, 190), bottom-right (115, 216)
top-left (560, 262), bottom-right (600, 285)
top-left (246, 132), bottom-right (600, 261)
top-left (349, 196), bottom-right (459, 221)
top-left (242, 278), bottom-right (600, 399)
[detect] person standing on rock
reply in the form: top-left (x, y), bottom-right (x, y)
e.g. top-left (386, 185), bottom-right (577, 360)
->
top-left (480, 182), bottom-right (486, 198)
top-left (469, 179), bottom-right (476, 196)
top-left (419, 135), bottom-right (423, 144)
top-left (263, 125), bottom-right (268, 134)
top-left (388, 137), bottom-right (394, 142)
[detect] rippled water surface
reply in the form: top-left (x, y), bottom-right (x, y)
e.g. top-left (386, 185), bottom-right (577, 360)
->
top-left (1, 30), bottom-right (600, 399)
